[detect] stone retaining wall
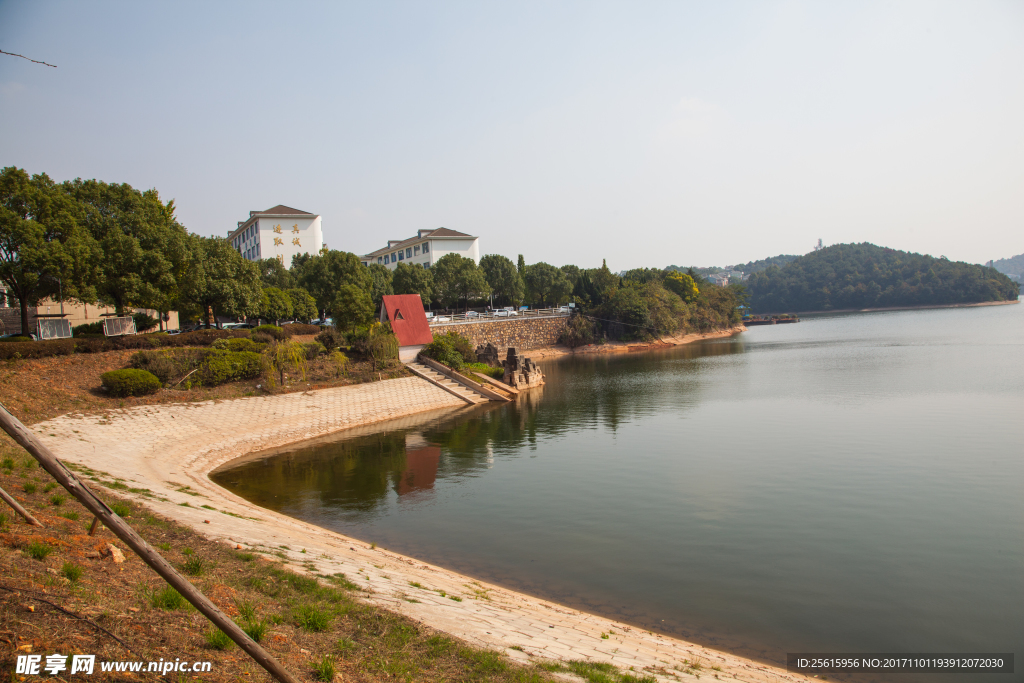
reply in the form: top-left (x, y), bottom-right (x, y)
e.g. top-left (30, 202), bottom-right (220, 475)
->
top-left (432, 316), bottom-right (568, 354)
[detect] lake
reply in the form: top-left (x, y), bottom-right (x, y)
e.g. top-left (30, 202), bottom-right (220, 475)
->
top-left (212, 302), bottom-right (1024, 678)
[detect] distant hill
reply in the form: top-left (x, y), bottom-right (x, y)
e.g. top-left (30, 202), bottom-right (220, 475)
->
top-left (747, 243), bottom-right (1019, 313)
top-left (990, 253), bottom-right (1023, 281)
top-left (730, 254), bottom-right (800, 274)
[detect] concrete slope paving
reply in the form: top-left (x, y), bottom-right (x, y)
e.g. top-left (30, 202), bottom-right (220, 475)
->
top-left (29, 376), bottom-right (803, 683)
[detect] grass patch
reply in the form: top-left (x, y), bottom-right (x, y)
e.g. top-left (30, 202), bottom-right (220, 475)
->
top-left (313, 654), bottom-right (335, 682)
top-left (242, 618), bottom-right (268, 642)
top-left (49, 493), bottom-right (66, 506)
top-left (25, 541), bottom-right (52, 561)
top-left (205, 628), bottom-right (234, 650)
top-left (60, 511), bottom-right (79, 521)
top-left (182, 555), bottom-right (207, 576)
top-left (110, 502), bottom-right (130, 517)
top-left (43, 482), bottom-right (57, 493)
top-left (147, 585), bottom-right (187, 610)
top-left (157, 542), bottom-right (171, 551)
top-left (61, 561), bottom-right (83, 583)
top-left (23, 482), bottom-right (36, 494)
top-left (295, 604), bottom-right (333, 632)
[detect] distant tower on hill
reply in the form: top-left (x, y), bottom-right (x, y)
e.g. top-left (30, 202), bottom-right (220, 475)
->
top-left (814, 238), bottom-right (823, 252)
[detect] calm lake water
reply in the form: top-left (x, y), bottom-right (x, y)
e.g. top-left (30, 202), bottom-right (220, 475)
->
top-left (213, 303), bottom-right (1024, 678)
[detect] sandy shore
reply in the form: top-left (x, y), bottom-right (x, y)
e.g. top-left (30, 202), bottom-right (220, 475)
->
top-left (524, 325), bottom-right (746, 360)
top-left (30, 369), bottom-right (804, 683)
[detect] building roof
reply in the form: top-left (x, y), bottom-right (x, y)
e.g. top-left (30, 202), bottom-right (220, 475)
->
top-left (256, 205), bottom-right (314, 216)
top-left (381, 294), bottom-right (433, 347)
top-left (362, 228), bottom-right (477, 259)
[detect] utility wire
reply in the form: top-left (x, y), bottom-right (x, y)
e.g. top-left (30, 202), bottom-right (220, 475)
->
top-left (0, 49), bottom-right (57, 68)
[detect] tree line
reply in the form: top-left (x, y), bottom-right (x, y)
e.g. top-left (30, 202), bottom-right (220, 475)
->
top-left (2, 167), bottom-right (746, 339)
top-left (746, 242), bottom-right (1020, 313)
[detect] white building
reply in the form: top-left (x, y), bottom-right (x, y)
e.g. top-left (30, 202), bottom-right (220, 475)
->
top-left (360, 228), bottom-right (480, 270)
top-left (227, 205), bottom-right (323, 266)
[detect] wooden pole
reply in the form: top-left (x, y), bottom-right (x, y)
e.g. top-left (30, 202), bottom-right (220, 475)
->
top-left (0, 403), bottom-right (300, 683)
top-left (0, 484), bottom-right (43, 527)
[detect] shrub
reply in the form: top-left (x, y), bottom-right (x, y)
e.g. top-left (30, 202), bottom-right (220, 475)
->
top-left (101, 369), bottom-right (162, 396)
top-left (348, 323), bottom-right (399, 369)
top-left (465, 362), bottom-right (503, 379)
top-left (0, 335), bottom-right (32, 343)
top-left (128, 350), bottom-right (178, 383)
top-left (132, 312), bottom-right (160, 333)
top-left (423, 331), bottom-right (475, 370)
top-left (314, 328), bottom-right (344, 350)
top-left (0, 338), bottom-right (74, 360)
top-left (282, 323), bottom-right (320, 336)
top-left (212, 337), bottom-right (261, 353)
top-left (198, 350), bottom-right (262, 386)
top-left (302, 341), bottom-right (326, 360)
top-left (72, 321), bottom-right (104, 337)
top-left (250, 331), bottom-right (274, 344)
top-left (328, 351), bottom-right (349, 378)
top-left (254, 324), bottom-right (285, 340)
top-left (558, 314), bottom-right (596, 348)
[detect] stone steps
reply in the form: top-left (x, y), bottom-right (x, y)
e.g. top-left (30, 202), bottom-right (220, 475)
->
top-left (405, 362), bottom-right (489, 404)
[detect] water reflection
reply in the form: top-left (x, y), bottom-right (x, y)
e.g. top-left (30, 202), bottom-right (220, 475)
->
top-left (212, 305), bottom-right (1024, 680)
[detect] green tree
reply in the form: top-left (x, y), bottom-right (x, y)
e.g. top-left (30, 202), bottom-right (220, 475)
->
top-left (0, 167), bottom-right (99, 335)
top-left (286, 287), bottom-right (317, 321)
top-left (431, 253), bottom-right (490, 309)
top-left (664, 271), bottom-right (699, 302)
top-left (523, 262), bottom-right (571, 308)
top-left (331, 283), bottom-right (375, 331)
top-left (517, 254), bottom-right (526, 274)
top-left (255, 257), bottom-right (294, 289)
top-left (392, 262), bottom-right (434, 303)
top-left (589, 259), bottom-right (619, 303)
top-left (479, 254), bottom-right (524, 307)
top-left (64, 178), bottom-right (189, 315)
top-left (367, 263), bottom-right (394, 309)
top-left (294, 250), bottom-right (372, 317)
top-left (260, 286), bottom-right (293, 324)
top-left (177, 235), bottom-right (262, 327)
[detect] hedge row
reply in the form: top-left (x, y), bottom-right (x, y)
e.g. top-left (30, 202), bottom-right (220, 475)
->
top-left (0, 329), bottom-right (252, 361)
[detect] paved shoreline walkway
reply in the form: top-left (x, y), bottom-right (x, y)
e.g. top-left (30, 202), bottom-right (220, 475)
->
top-left (32, 376), bottom-right (805, 683)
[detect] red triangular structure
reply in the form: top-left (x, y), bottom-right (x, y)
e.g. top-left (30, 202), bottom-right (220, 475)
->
top-left (381, 295), bottom-right (433, 347)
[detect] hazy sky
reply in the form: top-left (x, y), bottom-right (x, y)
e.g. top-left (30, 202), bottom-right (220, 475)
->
top-left (2, 1), bottom-right (1022, 269)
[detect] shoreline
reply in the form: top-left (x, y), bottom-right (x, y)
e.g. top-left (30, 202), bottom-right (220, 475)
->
top-left (755, 298), bottom-right (1019, 317)
top-left (29, 372), bottom-right (803, 683)
top-left (524, 325), bottom-right (747, 360)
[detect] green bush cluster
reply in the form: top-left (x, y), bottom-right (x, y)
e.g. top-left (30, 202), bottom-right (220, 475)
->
top-left (281, 323), bottom-right (321, 335)
top-left (254, 324), bottom-right (285, 340)
top-left (101, 369), bottom-right (162, 396)
top-left (0, 336), bottom-right (33, 343)
top-left (558, 314), bottom-right (596, 348)
top-left (314, 328), bottom-right (344, 350)
top-left (72, 321), bottom-right (105, 337)
top-left (422, 331), bottom-right (475, 370)
top-left (301, 341), bottom-right (326, 360)
top-left (211, 337), bottom-right (262, 353)
top-left (198, 350), bottom-right (262, 386)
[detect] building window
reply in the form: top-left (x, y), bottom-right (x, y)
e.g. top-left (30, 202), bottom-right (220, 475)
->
top-left (422, 243), bottom-right (429, 253)
top-left (414, 245), bottom-right (420, 255)
top-left (384, 255), bottom-right (389, 264)
top-left (406, 248), bottom-right (412, 258)
top-left (398, 251), bottom-right (404, 261)
top-left (378, 257), bottom-right (383, 264)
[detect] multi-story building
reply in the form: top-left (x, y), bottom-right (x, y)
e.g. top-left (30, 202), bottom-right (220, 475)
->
top-left (227, 205), bottom-right (323, 266)
top-left (360, 228), bottom-right (479, 270)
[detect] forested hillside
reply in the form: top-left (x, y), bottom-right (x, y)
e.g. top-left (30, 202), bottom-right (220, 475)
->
top-left (991, 253), bottom-right (1024, 281)
top-left (747, 243), bottom-right (1019, 313)
top-left (732, 254), bottom-right (799, 274)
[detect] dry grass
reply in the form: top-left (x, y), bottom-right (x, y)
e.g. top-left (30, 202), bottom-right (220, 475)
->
top-left (0, 346), bottom-right (409, 425)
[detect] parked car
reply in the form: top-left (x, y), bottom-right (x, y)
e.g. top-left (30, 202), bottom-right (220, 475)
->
top-left (424, 312), bottom-right (435, 319)
top-left (434, 316), bottom-right (451, 322)
top-left (165, 328), bottom-right (182, 335)
top-left (466, 311), bottom-right (480, 318)
top-left (557, 306), bottom-right (570, 313)
top-left (494, 309), bottom-right (517, 317)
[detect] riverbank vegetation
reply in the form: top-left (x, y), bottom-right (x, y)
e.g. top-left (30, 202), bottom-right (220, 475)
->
top-left (746, 243), bottom-right (1019, 313)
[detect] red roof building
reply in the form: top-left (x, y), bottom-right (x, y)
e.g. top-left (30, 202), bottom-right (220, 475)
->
top-left (380, 294), bottom-right (433, 362)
